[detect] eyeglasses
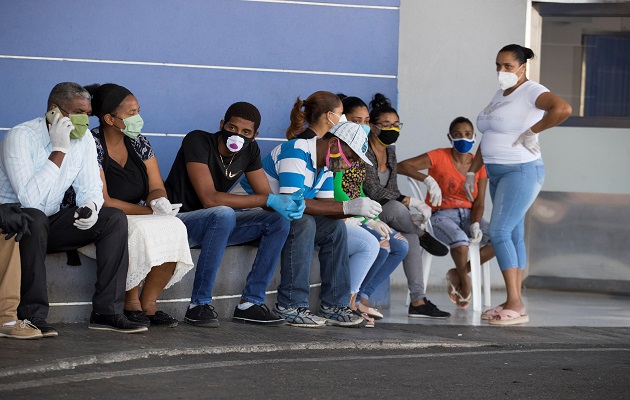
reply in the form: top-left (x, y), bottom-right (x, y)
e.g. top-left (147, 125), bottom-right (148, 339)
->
top-left (373, 121), bottom-right (403, 130)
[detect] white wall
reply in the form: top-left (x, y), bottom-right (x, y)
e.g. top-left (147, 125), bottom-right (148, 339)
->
top-left (395, 0), bottom-right (630, 291)
top-left (395, 0), bottom-right (531, 288)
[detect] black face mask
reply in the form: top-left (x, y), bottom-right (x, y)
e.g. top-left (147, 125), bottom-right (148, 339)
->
top-left (377, 129), bottom-right (400, 146)
top-left (220, 129), bottom-right (254, 153)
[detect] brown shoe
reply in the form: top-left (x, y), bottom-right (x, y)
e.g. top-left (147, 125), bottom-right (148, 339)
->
top-left (0, 320), bottom-right (43, 340)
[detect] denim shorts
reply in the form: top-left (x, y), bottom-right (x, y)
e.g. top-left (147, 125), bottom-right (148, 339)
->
top-left (430, 208), bottom-right (490, 248)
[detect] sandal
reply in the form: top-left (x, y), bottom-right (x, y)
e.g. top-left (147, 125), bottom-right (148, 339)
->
top-left (357, 303), bottom-right (383, 320)
top-left (481, 305), bottom-right (503, 320)
top-left (487, 309), bottom-right (529, 326)
top-left (456, 292), bottom-right (471, 309)
top-left (445, 273), bottom-right (460, 304)
top-left (360, 312), bottom-right (375, 328)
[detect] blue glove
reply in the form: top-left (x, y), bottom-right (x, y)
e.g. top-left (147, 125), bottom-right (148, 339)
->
top-left (267, 191), bottom-right (304, 221)
top-left (287, 189), bottom-right (305, 220)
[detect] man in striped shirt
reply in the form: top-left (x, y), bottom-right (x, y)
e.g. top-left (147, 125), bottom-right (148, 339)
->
top-left (233, 122), bottom-right (383, 328)
top-left (0, 82), bottom-right (147, 336)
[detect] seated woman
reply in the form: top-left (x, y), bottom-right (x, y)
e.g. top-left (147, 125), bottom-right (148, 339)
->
top-left (286, 90), bottom-right (382, 326)
top-left (84, 83), bottom-right (194, 327)
top-left (398, 116), bottom-right (495, 308)
top-left (334, 96), bottom-right (409, 325)
top-left (362, 93), bottom-right (450, 319)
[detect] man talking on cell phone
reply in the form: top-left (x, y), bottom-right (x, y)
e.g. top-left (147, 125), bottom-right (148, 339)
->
top-left (0, 82), bottom-right (147, 336)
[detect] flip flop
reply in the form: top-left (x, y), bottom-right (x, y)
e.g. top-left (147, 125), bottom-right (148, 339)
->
top-left (481, 305), bottom-right (503, 320)
top-left (445, 273), bottom-right (460, 304)
top-left (360, 312), bottom-right (375, 328)
top-left (357, 303), bottom-right (383, 320)
top-left (456, 292), bottom-right (471, 309)
top-left (487, 309), bottom-right (529, 326)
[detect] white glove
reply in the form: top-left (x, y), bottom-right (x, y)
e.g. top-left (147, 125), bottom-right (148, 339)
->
top-left (470, 222), bottom-right (483, 244)
top-left (150, 197), bottom-right (173, 216)
top-left (411, 213), bottom-right (428, 231)
top-left (342, 197), bottom-right (382, 219)
top-left (464, 172), bottom-right (476, 202)
top-left (73, 202), bottom-right (99, 230)
top-left (408, 197), bottom-right (431, 221)
top-left (423, 176), bottom-right (442, 207)
top-left (49, 113), bottom-right (73, 153)
top-left (344, 217), bottom-right (362, 227)
top-left (366, 219), bottom-right (392, 240)
top-left (512, 128), bottom-right (540, 155)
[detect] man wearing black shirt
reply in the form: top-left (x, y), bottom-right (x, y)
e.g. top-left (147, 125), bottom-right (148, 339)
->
top-left (165, 102), bottom-right (304, 327)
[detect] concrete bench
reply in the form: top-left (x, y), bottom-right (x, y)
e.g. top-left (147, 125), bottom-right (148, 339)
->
top-left (45, 246), bottom-right (391, 323)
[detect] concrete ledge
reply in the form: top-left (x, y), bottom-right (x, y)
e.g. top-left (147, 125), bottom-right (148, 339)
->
top-left (45, 246), bottom-right (392, 323)
top-left (46, 246), bottom-right (322, 323)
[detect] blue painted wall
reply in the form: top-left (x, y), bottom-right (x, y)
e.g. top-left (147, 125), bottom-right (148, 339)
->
top-left (0, 0), bottom-right (400, 175)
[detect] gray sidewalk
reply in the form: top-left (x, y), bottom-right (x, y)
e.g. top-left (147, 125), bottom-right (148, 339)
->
top-left (1, 288), bottom-right (629, 399)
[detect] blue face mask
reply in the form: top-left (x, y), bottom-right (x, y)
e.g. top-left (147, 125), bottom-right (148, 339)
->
top-left (361, 124), bottom-right (371, 136)
top-left (450, 134), bottom-right (475, 154)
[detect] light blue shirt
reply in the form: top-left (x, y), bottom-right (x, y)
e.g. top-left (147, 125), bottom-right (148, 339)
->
top-left (0, 117), bottom-right (103, 216)
top-left (232, 137), bottom-right (333, 199)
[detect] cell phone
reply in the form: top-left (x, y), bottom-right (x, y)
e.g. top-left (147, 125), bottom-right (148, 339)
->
top-left (75, 206), bottom-right (93, 220)
top-left (45, 107), bottom-right (63, 125)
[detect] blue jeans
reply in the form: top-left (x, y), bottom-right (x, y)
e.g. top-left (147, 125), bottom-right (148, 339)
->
top-left (278, 215), bottom-right (350, 308)
top-left (177, 207), bottom-right (290, 305)
top-left (431, 208), bottom-right (490, 248)
top-left (346, 223), bottom-right (380, 294)
top-left (358, 227), bottom-right (409, 300)
top-left (486, 159), bottom-right (545, 270)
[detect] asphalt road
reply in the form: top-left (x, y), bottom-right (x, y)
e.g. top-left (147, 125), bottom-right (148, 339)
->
top-left (1, 323), bottom-right (628, 399)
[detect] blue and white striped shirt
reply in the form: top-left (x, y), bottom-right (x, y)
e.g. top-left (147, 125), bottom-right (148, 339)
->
top-left (0, 117), bottom-right (103, 216)
top-left (232, 137), bottom-right (333, 199)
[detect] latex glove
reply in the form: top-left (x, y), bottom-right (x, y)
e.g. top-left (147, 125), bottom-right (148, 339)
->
top-left (49, 113), bottom-right (73, 153)
top-left (470, 222), bottom-right (483, 244)
top-left (0, 203), bottom-right (33, 242)
top-left (150, 197), bottom-right (174, 216)
top-left (344, 217), bottom-right (362, 227)
top-left (151, 197), bottom-right (181, 216)
top-left (267, 193), bottom-right (303, 221)
top-left (423, 176), bottom-right (442, 207)
top-left (512, 128), bottom-right (540, 155)
top-left (366, 219), bottom-right (392, 240)
top-left (464, 172), bottom-right (476, 202)
top-left (169, 203), bottom-right (182, 216)
top-left (73, 202), bottom-right (99, 230)
top-left (286, 189), bottom-right (306, 220)
top-left (342, 197), bottom-right (382, 219)
top-left (408, 197), bottom-right (431, 221)
top-left (410, 213), bottom-right (428, 231)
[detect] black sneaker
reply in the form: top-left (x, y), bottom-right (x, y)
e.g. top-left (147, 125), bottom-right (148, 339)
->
top-left (408, 298), bottom-right (451, 319)
top-left (184, 304), bottom-right (219, 328)
top-left (147, 311), bottom-right (178, 328)
top-left (124, 310), bottom-right (151, 327)
top-left (419, 232), bottom-right (449, 256)
top-left (88, 312), bottom-right (148, 333)
top-left (233, 304), bottom-right (286, 326)
top-left (29, 317), bottom-right (58, 338)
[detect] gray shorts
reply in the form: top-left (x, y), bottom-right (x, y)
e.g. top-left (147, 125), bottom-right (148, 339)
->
top-left (430, 208), bottom-right (490, 248)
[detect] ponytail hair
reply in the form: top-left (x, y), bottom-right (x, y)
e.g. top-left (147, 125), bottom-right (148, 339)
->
top-left (286, 97), bottom-right (307, 140)
top-left (285, 91), bottom-right (341, 140)
top-left (369, 93), bottom-right (398, 124)
top-left (499, 44), bottom-right (535, 65)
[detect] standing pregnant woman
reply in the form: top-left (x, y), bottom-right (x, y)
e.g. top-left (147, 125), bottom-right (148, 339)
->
top-left (467, 44), bottom-right (571, 325)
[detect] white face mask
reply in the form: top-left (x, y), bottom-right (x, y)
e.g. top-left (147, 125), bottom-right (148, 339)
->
top-left (497, 63), bottom-right (525, 90)
top-left (225, 134), bottom-right (245, 153)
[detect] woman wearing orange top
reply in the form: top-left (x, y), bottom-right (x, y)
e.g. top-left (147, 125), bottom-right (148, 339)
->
top-left (398, 116), bottom-right (495, 308)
